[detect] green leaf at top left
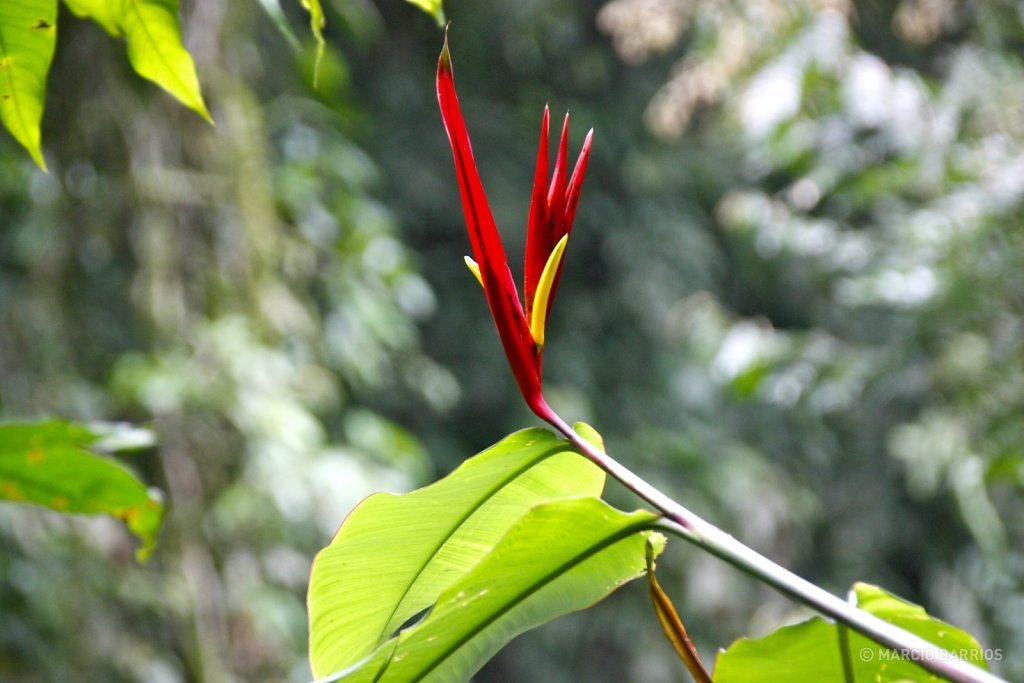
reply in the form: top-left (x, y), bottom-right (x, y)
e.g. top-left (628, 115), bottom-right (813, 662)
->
top-left (0, 420), bottom-right (164, 562)
top-left (0, 0), bottom-right (57, 170)
top-left (62, 0), bottom-right (212, 123)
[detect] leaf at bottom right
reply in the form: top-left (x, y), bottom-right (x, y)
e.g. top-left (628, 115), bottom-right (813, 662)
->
top-left (714, 582), bottom-right (991, 683)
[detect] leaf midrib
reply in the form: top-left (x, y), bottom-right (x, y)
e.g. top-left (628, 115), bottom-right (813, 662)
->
top-left (375, 441), bottom-right (567, 644)
top-left (122, 0), bottom-right (192, 100)
top-left (402, 513), bottom-right (654, 682)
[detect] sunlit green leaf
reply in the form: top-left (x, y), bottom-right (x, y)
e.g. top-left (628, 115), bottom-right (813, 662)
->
top-left (323, 498), bottom-right (664, 682)
top-left (0, 420), bottom-right (164, 562)
top-left (299, 0), bottom-right (325, 87)
top-left (308, 427), bottom-right (606, 678)
top-left (714, 582), bottom-right (990, 682)
top-left (62, 0), bottom-right (212, 123)
top-left (0, 0), bottom-right (57, 169)
top-left (404, 0), bottom-right (445, 27)
top-left (851, 583), bottom-right (989, 671)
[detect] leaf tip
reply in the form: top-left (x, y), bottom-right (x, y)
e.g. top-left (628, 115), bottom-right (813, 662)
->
top-left (134, 539), bottom-right (157, 563)
top-left (196, 101), bottom-right (215, 126)
top-left (18, 137), bottom-right (48, 172)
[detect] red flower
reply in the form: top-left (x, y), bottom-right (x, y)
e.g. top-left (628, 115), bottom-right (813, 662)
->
top-left (437, 37), bottom-right (592, 422)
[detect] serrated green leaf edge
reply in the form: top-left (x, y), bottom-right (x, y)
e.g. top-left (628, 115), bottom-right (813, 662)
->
top-left (0, 420), bottom-right (164, 562)
top-left (308, 427), bottom-right (607, 678)
top-left (0, 0), bottom-right (57, 170)
top-left (324, 498), bottom-right (664, 682)
top-left (714, 582), bottom-right (990, 683)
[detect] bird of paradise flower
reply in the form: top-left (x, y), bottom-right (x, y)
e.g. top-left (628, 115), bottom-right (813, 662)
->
top-left (436, 36), bottom-right (592, 424)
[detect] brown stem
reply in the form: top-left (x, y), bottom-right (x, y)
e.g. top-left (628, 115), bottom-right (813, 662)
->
top-left (646, 540), bottom-right (713, 683)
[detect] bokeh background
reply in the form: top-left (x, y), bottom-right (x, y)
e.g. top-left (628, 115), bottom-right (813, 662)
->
top-left (2, 0), bottom-right (1023, 680)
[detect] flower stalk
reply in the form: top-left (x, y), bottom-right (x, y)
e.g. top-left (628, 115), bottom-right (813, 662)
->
top-left (545, 411), bottom-right (1005, 683)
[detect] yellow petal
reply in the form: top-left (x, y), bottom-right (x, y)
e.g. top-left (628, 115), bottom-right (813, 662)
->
top-left (529, 234), bottom-right (569, 348)
top-left (464, 255), bottom-right (483, 287)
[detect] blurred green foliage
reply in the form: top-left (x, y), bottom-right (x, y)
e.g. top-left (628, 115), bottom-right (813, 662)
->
top-left (0, 420), bottom-right (163, 561)
top-left (0, 0), bottom-right (1022, 681)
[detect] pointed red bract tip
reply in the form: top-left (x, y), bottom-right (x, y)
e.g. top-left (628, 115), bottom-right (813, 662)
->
top-left (437, 36), bottom-right (544, 411)
top-left (548, 115), bottom-right (571, 209)
top-left (564, 128), bottom-right (593, 225)
top-left (439, 28), bottom-right (452, 72)
top-left (524, 106), bottom-right (553, 315)
top-left (437, 37), bottom-right (595, 423)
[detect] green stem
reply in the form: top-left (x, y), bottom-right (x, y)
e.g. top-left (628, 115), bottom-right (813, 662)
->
top-left (838, 625), bottom-right (855, 683)
top-left (544, 412), bottom-right (1005, 683)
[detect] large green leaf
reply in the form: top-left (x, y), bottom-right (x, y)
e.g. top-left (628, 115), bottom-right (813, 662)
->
top-left (308, 426), bottom-right (607, 678)
top-left (714, 582), bottom-right (990, 682)
top-left (324, 498), bottom-right (664, 682)
top-left (62, 0), bottom-right (211, 123)
top-left (0, 0), bottom-right (57, 169)
top-left (0, 420), bottom-right (164, 561)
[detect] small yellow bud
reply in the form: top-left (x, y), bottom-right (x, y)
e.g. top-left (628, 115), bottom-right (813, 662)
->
top-left (464, 256), bottom-right (483, 287)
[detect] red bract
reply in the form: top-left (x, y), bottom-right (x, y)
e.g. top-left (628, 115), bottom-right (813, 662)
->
top-left (437, 37), bottom-right (592, 422)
